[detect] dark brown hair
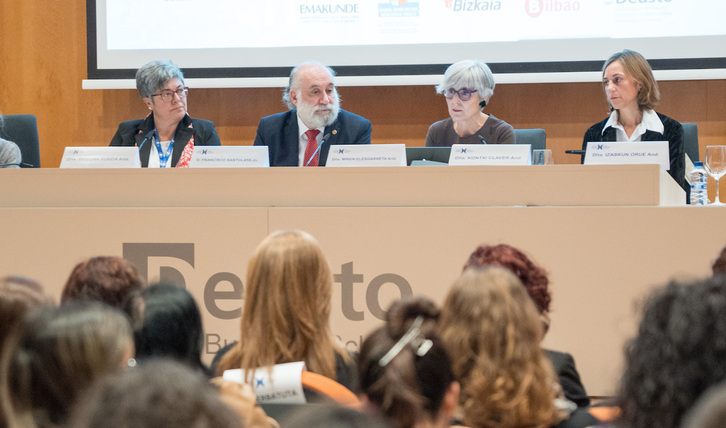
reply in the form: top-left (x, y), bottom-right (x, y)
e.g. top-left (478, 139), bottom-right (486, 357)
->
top-left (61, 256), bottom-right (143, 308)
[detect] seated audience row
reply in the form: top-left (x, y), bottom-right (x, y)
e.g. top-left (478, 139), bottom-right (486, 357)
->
top-left (108, 50), bottom-right (687, 194)
top-left (4, 237), bottom-right (726, 427)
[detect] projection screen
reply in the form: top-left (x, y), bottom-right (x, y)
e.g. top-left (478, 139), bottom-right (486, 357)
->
top-left (85, 0), bottom-right (726, 88)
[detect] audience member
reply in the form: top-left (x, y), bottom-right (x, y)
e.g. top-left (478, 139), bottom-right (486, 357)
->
top-left (216, 230), bottom-right (356, 390)
top-left (712, 244), bottom-right (726, 276)
top-left (425, 59), bottom-right (514, 147)
top-left (253, 60), bottom-right (372, 167)
top-left (69, 359), bottom-right (246, 428)
top-left (61, 256), bottom-right (143, 308)
top-left (439, 267), bottom-right (595, 427)
top-left (0, 276), bottom-right (54, 427)
top-left (0, 302), bottom-right (134, 428)
top-left (280, 404), bottom-right (393, 428)
top-left (0, 276), bottom-right (54, 352)
top-left (357, 297), bottom-right (459, 428)
top-left (464, 244), bottom-right (590, 407)
top-left (0, 139), bottom-right (21, 168)
top-left (124, 282), bottom-right (209, 375)
top-left (581, 49), bottom-right (688, 194)
top-left (617, 276), bottom-right (726, 428)
top-left (681, 382), bottom-right (726, 428)
top-left (109, 59), bottom-right (221, 167)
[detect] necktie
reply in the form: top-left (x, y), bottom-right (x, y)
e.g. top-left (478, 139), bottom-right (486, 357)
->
top-left (303, 129), bottom-right (321, 167)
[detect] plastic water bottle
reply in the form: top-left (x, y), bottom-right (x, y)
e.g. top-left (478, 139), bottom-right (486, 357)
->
top-left (690, 161), bottom-right (708, 205)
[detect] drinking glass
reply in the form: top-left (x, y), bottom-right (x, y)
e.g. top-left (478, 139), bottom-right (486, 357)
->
top-left (532, 149), bottom-right (554, 165)
top-left (705, 145), bottom-right (726, 205)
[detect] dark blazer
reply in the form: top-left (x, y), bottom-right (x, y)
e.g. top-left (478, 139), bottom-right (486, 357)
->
top-left (109, 114), bottom-right (221, 167)
top-left (581, 112), bottom-right (688, 194)
top-left (546, 349), bottom-right (590, 408)
top-left (253, 109), bottom-right (372, 166)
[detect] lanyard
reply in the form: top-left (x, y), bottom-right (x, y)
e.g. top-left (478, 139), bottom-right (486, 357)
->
top-left (153, 130), bottom-right (175, 168)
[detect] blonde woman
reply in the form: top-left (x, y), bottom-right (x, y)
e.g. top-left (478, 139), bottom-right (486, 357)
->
top-left (217, 230), bottom-right (355, 389)
top-left (439, 267), bottom-right (593, 428)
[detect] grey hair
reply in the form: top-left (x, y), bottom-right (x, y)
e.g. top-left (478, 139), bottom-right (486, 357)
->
top-left (436, 59), bottom-right (496, 100)
top-left (282, 60), bottom-right (337, 110)
top-left (135, 60), bottom-right (185, 99)
top-left (0, 139), bottom-right (21, 167)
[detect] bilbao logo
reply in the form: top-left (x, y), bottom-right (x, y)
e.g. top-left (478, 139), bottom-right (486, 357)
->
top-left (525, 0), bottom-right (543, 16)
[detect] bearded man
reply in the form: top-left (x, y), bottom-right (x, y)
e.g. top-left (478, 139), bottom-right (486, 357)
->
top-left (253, 61), bottom-right (372, 166)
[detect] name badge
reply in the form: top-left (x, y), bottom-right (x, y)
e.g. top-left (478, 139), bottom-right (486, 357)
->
top-left (189, 146), bottom-right (269, 168)
top-left (584, 141), bottom-right (670, 170)
top-left (326, 144), bottom-right (406, 167)
top-left (223, 361), bottom-right (306, 404)
top-left (448, 144), bottom-right (531, 166)
top-left (60, 147), bottom-right (141, 168)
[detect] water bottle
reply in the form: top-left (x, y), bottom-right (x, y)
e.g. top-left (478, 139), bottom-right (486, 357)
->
top-left (690, 161), bottom-right (708, 205)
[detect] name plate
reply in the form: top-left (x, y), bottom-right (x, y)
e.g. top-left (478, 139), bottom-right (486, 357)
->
top-left (326, 144), bottom-right (406, 167)
top-left (60, 147), bottom-right (141, 168)
top-left (584, 141), bottom-right (670, 170)
top-left (448, 144), bottom-right (531, 166)
top-left (223, 361), bottom-right (306, 404)
top-left (189, 146), bottom-right (269, 168)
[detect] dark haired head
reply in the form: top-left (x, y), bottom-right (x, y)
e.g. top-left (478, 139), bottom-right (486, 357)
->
top-left (124, 283), bottom-right (207, 374)
top-left (618, 276), bottom-right (726, 428)
top-left (358, 296), bottom-right (457, 428)
top-left (464, 244), bottom-right (551, 315)
top-left (61, 256), bottom-right (143, 308)
top-left (712, 245), bottom-right (726, 276)
top-left (281, 404), bottom-right (393, 428)
top-left (69, 359), bottom-right (242, 428)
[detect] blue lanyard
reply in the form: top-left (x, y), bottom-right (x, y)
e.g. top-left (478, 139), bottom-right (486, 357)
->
top-left (153, 130), bottom-right (175, 168)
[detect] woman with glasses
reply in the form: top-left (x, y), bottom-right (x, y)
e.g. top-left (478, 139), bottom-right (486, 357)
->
top-left (109, 59), bottom-right (220, 167)
top-left (425, 59), bottom-right (514, 146)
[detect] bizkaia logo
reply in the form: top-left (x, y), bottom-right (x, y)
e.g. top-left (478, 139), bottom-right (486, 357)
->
top-left (525, 0), bottom-right (580, 17)
top-left (123, 243), bottom-right (413, 322)
top-left (445, 0), bottom-right (502, 11)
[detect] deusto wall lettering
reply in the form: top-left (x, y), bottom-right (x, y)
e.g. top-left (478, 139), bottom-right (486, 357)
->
top-left (123, 243), bottom-right (414, 356)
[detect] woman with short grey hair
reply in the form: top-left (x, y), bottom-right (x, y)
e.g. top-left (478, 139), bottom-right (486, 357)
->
top-left (0, 138), bottom-right (21, 168)
top-left (425, 59), bottom-right (514, 147)
top-left (109, 59), bottom-right (220, 168)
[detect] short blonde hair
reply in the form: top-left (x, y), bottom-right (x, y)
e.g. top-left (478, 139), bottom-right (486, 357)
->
top-left (603, 50), bottom-right (660, 111)
top-left (438, 267), bottom-right (564, 427)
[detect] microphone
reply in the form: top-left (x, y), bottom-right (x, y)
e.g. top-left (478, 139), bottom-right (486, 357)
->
top-left (305, 132), bottom-right (331, 167)
top-left (565, 150), bottom-right (586, 155)
top-left (0, 162), bottom-right (34, 168)
top-left (477, 134), bottom-right (487, 144)
top-left (137, 129), bottom-right (155, 152)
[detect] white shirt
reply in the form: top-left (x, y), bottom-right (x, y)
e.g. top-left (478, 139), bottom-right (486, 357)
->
top-left (147, 140), bottom-right (172, 168)
top-left (297, 114), bottom-right (324, 166)
top-left (602, 109), bottom-right (664, 142)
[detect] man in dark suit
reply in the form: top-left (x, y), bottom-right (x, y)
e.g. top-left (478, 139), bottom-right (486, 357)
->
top-left (254, 61), bottom-right (372, 167)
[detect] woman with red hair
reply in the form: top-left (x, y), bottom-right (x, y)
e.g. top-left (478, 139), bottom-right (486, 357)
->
top-left (464, 244), bottom-right (590, 408)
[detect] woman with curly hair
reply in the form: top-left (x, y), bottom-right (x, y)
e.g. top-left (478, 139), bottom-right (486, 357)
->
top-left (216, 230), bottom-right (355, 389)
top-left (464, 244), bottom-right (589, 408)
top-left (439, 267), bottom-right (594, 428)
top-left (358, 296), bottom-right (459, 428)
top-left (618, 276), bottom-right (726, 428)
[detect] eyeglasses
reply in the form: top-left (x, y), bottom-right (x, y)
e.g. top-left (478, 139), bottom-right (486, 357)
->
top-left (151, 87), bottom-right (189, 102)
top-left (442, 88), bottom-right (478, 101)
